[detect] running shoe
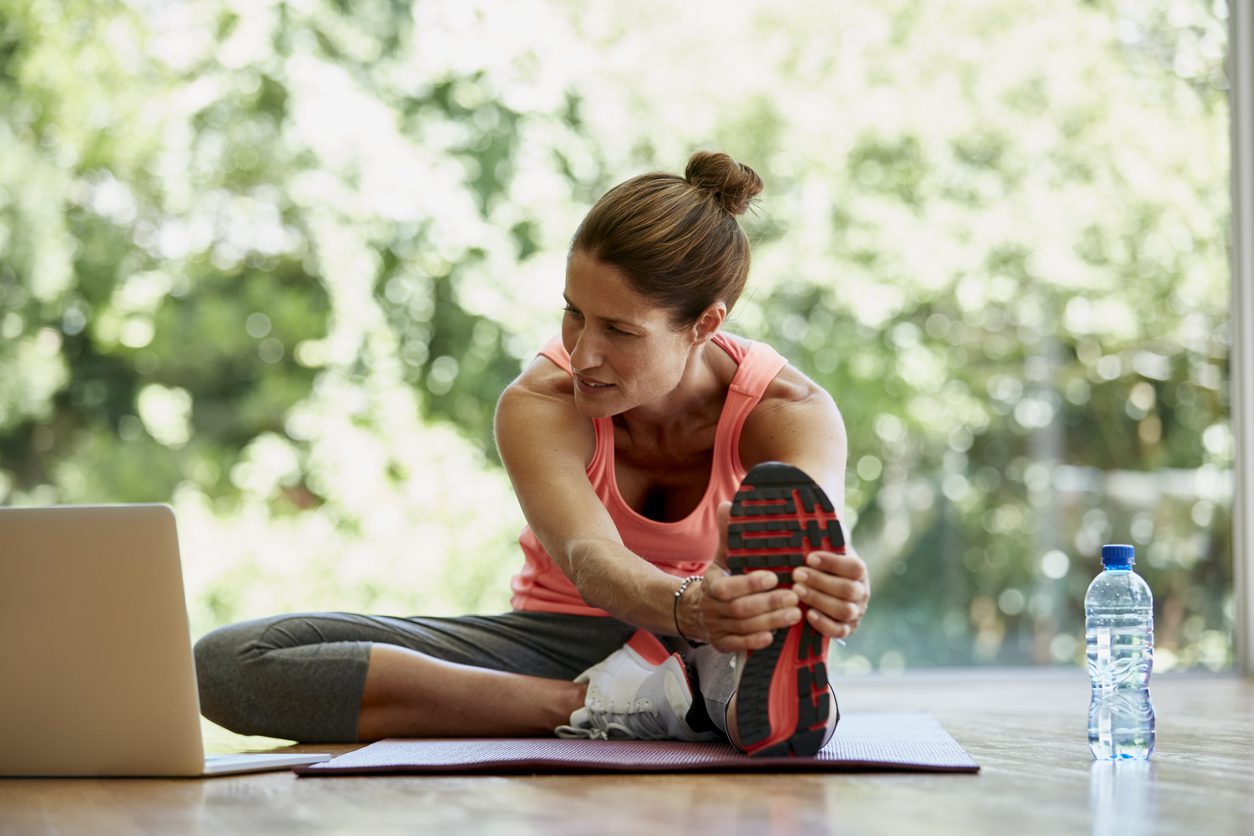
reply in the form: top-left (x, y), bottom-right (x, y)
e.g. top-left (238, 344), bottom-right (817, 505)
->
top-left (726, 461), bottom-right (844, 757)
top-left (555, 630), bottom-right (714, 741)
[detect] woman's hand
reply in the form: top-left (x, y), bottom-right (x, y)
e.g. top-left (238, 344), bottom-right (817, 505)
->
top-left (682, 503), bottom-right (869, 651)
top-left (791, 541), bottom-right (870, 641)
top-left (683, 502), bottom-right (800, 652)
top-left (695, 564), bottom-right (803, 652)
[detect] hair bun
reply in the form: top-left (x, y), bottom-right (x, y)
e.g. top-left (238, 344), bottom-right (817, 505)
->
top-left (684, 151), bottom-right (763, 216)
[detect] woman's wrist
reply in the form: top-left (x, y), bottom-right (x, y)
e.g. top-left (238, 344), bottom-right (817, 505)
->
top-left (673, 576), bottom-right (707, 645)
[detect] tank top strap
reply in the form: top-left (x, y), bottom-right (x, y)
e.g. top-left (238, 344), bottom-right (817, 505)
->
top-left (538, 335), bottom-right (572, 373)
top-left (710, 333), bottom-right (788, 478)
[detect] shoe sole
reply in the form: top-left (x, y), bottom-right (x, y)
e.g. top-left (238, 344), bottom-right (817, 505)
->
top-left (726, 462), bottom-right (843, 757)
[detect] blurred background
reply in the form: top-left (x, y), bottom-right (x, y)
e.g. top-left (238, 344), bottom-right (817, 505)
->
top-left (0, 0), bottom-right (1234, 673)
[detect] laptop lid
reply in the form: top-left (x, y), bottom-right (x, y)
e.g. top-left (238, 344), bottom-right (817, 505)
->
top-left (0, 504), bottom-right (207, 776)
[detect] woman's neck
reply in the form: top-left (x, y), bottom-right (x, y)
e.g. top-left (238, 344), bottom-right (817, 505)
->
top-left (614, 340), bottom-right (734, 442)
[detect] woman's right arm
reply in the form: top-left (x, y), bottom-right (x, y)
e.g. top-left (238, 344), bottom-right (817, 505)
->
top-left (494, 358), bottom-right (694, 636)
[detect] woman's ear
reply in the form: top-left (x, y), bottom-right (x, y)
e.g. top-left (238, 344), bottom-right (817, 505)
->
top-left (691, 302), bottom-right (727, 344)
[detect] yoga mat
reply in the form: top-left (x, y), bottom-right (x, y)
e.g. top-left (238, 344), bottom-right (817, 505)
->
top-left (295, 713), bottom-right (979, 775)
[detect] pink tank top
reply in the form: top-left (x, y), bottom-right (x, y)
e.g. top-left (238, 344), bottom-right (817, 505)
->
top-left (509, 332), bottom-right (789, 616)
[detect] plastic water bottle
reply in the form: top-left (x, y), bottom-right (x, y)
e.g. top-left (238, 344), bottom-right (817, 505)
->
top-left (1085, 544), bottom-right (1155, 760)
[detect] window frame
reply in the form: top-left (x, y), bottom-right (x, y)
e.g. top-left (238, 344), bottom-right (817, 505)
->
top-left (1229, 0), bottom-right (1253, 677)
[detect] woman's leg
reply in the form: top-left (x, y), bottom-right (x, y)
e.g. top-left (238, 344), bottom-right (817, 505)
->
top-left (357, 644), bottom-right (582, 739)
top-left (194, 611), bottom-right (636, 742)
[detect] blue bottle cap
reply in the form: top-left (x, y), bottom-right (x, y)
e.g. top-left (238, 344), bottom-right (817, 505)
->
top-left (1101, 544), bottom-right (1135, 567)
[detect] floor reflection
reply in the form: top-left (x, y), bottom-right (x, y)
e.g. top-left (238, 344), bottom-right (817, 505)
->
top-left (728, 779), bottom-right (832, 836)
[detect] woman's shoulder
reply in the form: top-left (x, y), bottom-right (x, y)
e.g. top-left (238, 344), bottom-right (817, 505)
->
top-left (740, 349), bottom-right (840, 445)
top-left (712, 330), bottom-right (835, 413)
top-left (718, 331), bottom-right (824, 402)
top-left (505, 351), bottom-right (576, 403)
top-left (495, 353), bottom-right (595, 457)
top-left (739, 358), bottom-right (846, 486)
top-left (494, 360), bottom-right (598, 504)
top-left (497, 356), bottom-right (585, 437)
top-left (760, 361), bottom-right (836, 412)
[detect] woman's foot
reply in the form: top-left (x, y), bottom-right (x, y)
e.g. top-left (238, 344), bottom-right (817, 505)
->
top-left (726, 681), bottom-right (840, 753)
top-left (556, 631), bottom-right (715, 741)
top-left (725, 461), bottom-right (844, 757)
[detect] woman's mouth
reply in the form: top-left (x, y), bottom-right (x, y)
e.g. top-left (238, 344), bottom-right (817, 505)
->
top-left (575, 375), bottom-right (614, 393)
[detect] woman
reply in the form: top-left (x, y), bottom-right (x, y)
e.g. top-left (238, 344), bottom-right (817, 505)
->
top-left (195, 152), bottom-right (871, 757)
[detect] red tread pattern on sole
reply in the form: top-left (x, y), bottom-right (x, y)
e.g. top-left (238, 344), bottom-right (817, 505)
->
top-left (727, 462), bottom-right (843, 757)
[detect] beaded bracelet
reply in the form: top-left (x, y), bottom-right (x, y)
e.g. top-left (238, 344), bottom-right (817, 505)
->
top-left (672, 575), bottom-right (705, 645)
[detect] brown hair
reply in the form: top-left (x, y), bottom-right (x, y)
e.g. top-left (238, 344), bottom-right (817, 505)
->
top-left (571, 151), bottom-right (764, 326)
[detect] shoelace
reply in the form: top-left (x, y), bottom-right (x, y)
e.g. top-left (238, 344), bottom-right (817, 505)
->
top-left (554, 721), bottom-right (636, 740)
top-left (555, 696), bottom-right (669, 740)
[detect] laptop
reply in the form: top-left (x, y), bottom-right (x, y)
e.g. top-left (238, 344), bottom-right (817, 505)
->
top-left (0, 504), bottom-right (330, 777)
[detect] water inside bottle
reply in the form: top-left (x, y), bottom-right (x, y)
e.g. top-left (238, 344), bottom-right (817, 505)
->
top-left (1086, 608), bottom-right (1155, 760)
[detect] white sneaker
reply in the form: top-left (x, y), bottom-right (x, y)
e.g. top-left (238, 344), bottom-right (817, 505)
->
top-left (556, 631), bottom-right (714, 742)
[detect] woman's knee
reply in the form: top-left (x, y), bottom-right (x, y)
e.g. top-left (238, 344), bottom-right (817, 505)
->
top-left (193, 618), bottom-right (273, 734)
top-left (192, 613), bottom-right (373, 740)
top-left (193, 612), bottom-right (317, 677)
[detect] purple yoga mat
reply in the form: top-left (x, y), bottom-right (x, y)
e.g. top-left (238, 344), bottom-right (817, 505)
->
top-left (295, 712), bottom-right (979, 775)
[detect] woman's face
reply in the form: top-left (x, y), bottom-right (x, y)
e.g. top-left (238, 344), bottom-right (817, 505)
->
top-left (561, 250), bottom-right (696, 418)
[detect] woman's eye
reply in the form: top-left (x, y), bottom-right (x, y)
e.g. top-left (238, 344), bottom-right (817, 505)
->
top-left (563, 307), bottom-right (583, 319)
top-left (608, 326), bottom-right (634, 337)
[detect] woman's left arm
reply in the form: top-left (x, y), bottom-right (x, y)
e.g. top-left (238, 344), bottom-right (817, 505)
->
top-left (738, 370), bottom-right (870, 642)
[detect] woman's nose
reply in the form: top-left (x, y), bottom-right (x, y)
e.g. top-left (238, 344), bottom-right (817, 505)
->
top-left (569, 330), bottom-right (601, 370)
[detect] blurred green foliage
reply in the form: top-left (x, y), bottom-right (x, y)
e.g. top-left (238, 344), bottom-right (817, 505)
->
top-left (0, 0), bottom-right (1234, 671)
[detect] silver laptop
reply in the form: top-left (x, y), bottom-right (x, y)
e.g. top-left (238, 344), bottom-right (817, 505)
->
top-left (0, 504), bottom-right (330, 777)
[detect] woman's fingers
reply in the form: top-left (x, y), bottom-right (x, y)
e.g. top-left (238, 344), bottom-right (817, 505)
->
top-left (707, 599), bottom-right (801, 633)
top-left (708, 630), bottom-right (777, 653)
top-left (804, 606), bottom-right (855, 640)
top-left (793, 569), bottom-right (866, 604)
top-left (785, 551), bottom-right (870, 638)
top-left (793, 581), bottom-right (862, 623)
top-left (803, 550), bottom-right (868, 583)
top-left (699, 547), bottom-right (872, 646)
top-left (793, 569), bottom-right (865, 612)
top-left (703, 568), bottom-right (783, 601)
top-left (697, 568), bottom-right (803, 647)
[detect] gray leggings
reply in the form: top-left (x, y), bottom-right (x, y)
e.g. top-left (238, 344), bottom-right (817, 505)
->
top-left (193, 611), bottom-right (740, 743)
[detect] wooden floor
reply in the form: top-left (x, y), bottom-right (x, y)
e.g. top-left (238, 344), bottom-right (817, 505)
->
top-left (2, 670), bottom-right (1251, 835)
